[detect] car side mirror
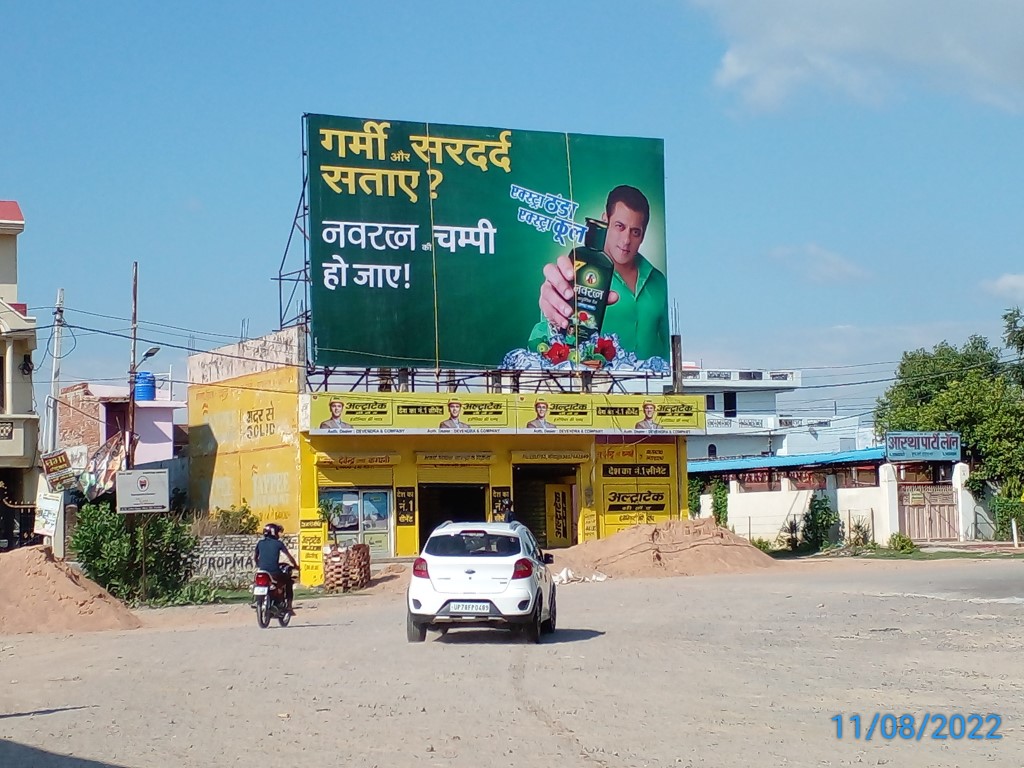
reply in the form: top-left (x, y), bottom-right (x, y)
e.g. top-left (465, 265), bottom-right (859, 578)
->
top-left (543, 553), bottom-right (554, 564)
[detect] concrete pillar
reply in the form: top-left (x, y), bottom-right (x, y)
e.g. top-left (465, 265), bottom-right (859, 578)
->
top-left (952, 462), bottom-right (973, 542)
top-left (877, 463), bottom-right (900, 544)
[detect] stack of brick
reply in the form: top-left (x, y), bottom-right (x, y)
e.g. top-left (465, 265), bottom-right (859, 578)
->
top-left (322, 542), bottom-right (371, 593)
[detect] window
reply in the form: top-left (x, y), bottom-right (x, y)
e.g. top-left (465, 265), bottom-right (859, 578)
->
top-left (787, 470), bottom-right (827, 490)
top-left (723, 392), bottom-right (737, 418)
top-left (705, 394), bottom-right (716, 411)
top-left (737, 470), bottom-right (780, 492)
top-left (319, 488), bottom-right (392, 557)
top-left (424, 532), bottom-right (521, 557)
top-left (707, 444), bottom-right (717, 458)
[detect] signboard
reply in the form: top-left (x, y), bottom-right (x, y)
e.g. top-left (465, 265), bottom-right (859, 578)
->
top-left (305, 392), bottom-right (704, 435)
top-left (885, 431), bottom-right (961, 462)
top-left (306, 113), bottom-right (669, 374)
top-left (34, 490), bottom-right (63, 538)
top-left (545, 485), bottom-right (572, 548)
top-left (41, 449), bottom-right (79, 492)
top-left (115, 470), bottom-right (170, 514)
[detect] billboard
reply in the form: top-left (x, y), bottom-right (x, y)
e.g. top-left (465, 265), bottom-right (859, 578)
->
top-left (303, 392), bottom-right (703, 436)
top-left (305, 113), bottom-right (669, 373)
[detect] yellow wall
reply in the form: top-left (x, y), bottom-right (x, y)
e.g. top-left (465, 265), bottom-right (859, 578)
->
top-left (188, 367), bottom-right (301, 529)
top-left (595, 440), bottom-right (682, 538)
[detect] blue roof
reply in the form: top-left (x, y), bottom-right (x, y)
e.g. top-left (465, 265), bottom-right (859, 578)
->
top-left (687, 446), bottom-right (886, 474)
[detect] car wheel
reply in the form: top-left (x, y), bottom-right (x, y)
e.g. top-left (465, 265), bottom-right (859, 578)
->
top-left (406, 611), bottom-right (427, 643)
top-left (522, 594), bottom-right (542, 644)
top-left (541, 585), bottom-right (556, 635)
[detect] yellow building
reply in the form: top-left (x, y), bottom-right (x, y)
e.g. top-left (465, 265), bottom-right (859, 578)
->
top-left (189, 370), bottom-right (703, 587)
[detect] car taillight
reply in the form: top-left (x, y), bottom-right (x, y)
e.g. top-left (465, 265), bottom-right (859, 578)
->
top-left (413, 557), bottom-right (429, 578)
top-left (512, 558), bottom-right (533, 579)
top-left (254, 572), bottom-right (271, 587)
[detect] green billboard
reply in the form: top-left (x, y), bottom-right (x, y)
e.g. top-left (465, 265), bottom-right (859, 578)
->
top-left (305, 113), bottom-right (670, 373)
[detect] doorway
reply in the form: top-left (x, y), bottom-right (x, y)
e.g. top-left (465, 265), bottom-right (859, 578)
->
top-left (512, 464), bottom-right (579, 548)
top-left (418, 483), bottom-right (487, 549)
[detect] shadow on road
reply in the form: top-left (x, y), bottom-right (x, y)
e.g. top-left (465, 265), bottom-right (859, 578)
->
top-left (0, 705), bottom-right (96, 720)
top-left (434, 627), bottom-right (605, 644)
top-left (0, 739), bottom-right (130, 767)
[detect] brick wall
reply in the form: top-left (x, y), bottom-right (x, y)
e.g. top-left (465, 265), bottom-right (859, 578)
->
top-left (58, 383), bottom-right (102, 450)
top-left (193, 534), bottom-right (299, 588)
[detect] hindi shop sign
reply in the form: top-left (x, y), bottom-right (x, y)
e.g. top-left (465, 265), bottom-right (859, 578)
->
top-left (41, 449), bottom-right (80, 492)
top-left (305, 113), bottom-right (670, 374)
top-left (115, 470), bottom-right (170, 514)
top-left (884, 431), bottom-right (962, 462)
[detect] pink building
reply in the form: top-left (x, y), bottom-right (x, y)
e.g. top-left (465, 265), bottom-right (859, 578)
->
top-left (58, 381), bottom-right (185, 466)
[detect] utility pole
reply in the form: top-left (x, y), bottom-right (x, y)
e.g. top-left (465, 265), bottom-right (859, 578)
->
top-left (126, 262), bottom-right (138, 469)
top-left (46, 288), bottom-right (65, 454)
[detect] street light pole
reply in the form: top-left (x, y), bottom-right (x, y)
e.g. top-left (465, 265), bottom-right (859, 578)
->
top-left (126, 261), bottom-right (139, 469)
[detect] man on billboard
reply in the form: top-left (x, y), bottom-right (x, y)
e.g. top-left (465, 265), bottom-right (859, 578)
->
top-left (319, 399), bottom-right (353, 432)
top-left (532, 185), bottom-right (669, 362)
top-left (634, 401), bottom-right (664, 432)
top-left (526, 399), bottom-right (557, 432)
top-left (439, 400), bottom-right (472, 431)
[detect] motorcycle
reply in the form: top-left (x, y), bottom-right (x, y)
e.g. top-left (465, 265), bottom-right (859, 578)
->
top-left (252, 563), bottom-right (298, 628)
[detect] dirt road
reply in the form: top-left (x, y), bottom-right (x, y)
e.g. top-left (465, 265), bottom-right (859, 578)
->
top-left (2, 558), bottom-right (1022, 767)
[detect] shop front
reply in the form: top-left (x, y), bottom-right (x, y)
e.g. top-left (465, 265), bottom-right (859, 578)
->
top-left (295, 391), bottom-right (703, 586)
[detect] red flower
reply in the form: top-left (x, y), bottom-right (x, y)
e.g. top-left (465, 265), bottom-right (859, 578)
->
top-left (578, 311), bottom-right (589, 322)
top-left (543, 342), bottom-right (570, 364)
top-left (595, 337), bottom-right (617, 361)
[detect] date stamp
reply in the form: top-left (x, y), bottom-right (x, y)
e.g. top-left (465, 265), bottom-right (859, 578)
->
top-left (832, 713), bottom-right (1003, 741)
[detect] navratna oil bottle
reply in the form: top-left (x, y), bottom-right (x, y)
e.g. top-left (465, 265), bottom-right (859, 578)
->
top-left (568, 217), bottom-right (614, 347)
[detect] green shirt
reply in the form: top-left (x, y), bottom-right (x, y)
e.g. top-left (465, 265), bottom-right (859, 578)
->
top-left (529, 253), bottom-right (669, 361)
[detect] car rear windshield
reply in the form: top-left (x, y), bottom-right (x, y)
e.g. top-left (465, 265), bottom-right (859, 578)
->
top-left (424, 532), bottom-right (522, 557)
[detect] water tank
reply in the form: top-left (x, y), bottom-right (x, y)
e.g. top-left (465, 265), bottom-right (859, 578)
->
top-left (135, 371), bottom-right (156, 401)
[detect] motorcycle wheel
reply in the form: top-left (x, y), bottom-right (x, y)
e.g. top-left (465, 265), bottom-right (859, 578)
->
top-left (277, 605), bottom-right (292, 627)
top-left (256, 596), bottom-right (271, 628)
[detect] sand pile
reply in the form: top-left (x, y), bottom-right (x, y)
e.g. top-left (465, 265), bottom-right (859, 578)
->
top-left (551, 518), bottom-right (776, 580)
top-left (0, 546), bottom-right (142, 635)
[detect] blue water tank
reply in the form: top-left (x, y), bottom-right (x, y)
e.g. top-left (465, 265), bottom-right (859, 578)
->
top-left (135, 371), bottom-right (156, 401)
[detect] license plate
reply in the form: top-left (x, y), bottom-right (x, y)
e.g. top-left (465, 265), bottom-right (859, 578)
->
top-left (253, 586), bottom-right (268, 596)
top-left (450, 602), bottom-right (489, 614)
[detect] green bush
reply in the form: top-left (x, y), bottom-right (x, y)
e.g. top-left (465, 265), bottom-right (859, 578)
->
top-left (887, 532), bottom-right (918, 554)
top-left (70, 502), bottom-right (200, 604)
top-left (711, 478), bottom-right (729, 528)
top-left (686, 475), bottom-right (706, 519)
top-left (993, 496), bottom-right (1024, 541)
top-left (802, 494), bottom-right (839, 551)
top-left (215, 501), bottom-right (260, 535)
top-left (847, 517), bottom-right (873, 547)
top-left (751, 537), bottom-right (773, 553)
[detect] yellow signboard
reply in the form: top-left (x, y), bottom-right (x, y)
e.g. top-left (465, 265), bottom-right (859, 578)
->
top-left (546, 484), bottom-right (573, 548)
top-left (298, 518), bottom-right (327, 587)
top-left (306, 392), bottom-right (703, 435)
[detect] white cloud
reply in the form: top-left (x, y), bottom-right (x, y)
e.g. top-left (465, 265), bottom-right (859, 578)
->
top-left (691, 0), bottom-right (1024, 111)
top-left (982, 273), bottom-right (1024, 302)
top-left (771, 243), bottom-right (870, 283)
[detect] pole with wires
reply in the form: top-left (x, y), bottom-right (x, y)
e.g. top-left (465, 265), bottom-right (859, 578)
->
top-left (45, 288), bottom-right (65, 454)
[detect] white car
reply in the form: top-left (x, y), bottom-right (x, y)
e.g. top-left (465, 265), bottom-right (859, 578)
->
top-left (406, 520), bottom-right (557, 643)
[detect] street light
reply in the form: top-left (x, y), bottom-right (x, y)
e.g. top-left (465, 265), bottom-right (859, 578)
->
top-left (126, 346), bottom-right (160, 469)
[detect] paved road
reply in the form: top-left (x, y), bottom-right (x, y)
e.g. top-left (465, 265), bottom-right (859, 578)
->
top-left (2, 557), bottom-right (1022, 767)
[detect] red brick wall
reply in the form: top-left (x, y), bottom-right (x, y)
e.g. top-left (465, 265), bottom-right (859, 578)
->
top-left (57, 383), bottom-right (102, 451)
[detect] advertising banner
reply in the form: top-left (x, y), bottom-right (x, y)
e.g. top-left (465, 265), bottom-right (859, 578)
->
top-left (41, 449), bottom-right (79, 493)
top-left (306, 113), bottom-right (669, 373)
top-left (304, 392), bottom-right (703, 435)
top-left (884, 431), bottom-right (961, 462)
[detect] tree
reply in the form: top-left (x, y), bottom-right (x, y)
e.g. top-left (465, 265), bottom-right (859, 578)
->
top-left (874, 334), bottom-right (1024, 497)
top-left (1004, 306), bottom-right (1024, 387)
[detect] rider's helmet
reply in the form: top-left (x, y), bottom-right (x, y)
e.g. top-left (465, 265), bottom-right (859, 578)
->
top-left (262, 523), bottom-right (279, 539)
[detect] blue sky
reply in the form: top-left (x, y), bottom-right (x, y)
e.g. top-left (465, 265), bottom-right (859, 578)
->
top-left (1, 0), bottom-right (1022, 422)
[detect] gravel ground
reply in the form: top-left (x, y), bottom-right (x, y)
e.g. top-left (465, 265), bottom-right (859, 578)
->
top-left (2, 557), bottom-right (1022, 767)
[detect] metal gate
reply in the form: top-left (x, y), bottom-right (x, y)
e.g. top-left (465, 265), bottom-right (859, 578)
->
top-left (898, 483), bottom-right (958, 541)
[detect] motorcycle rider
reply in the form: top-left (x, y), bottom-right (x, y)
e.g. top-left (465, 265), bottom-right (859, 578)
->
top-left (254, 523), bottom-right (299, 615)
